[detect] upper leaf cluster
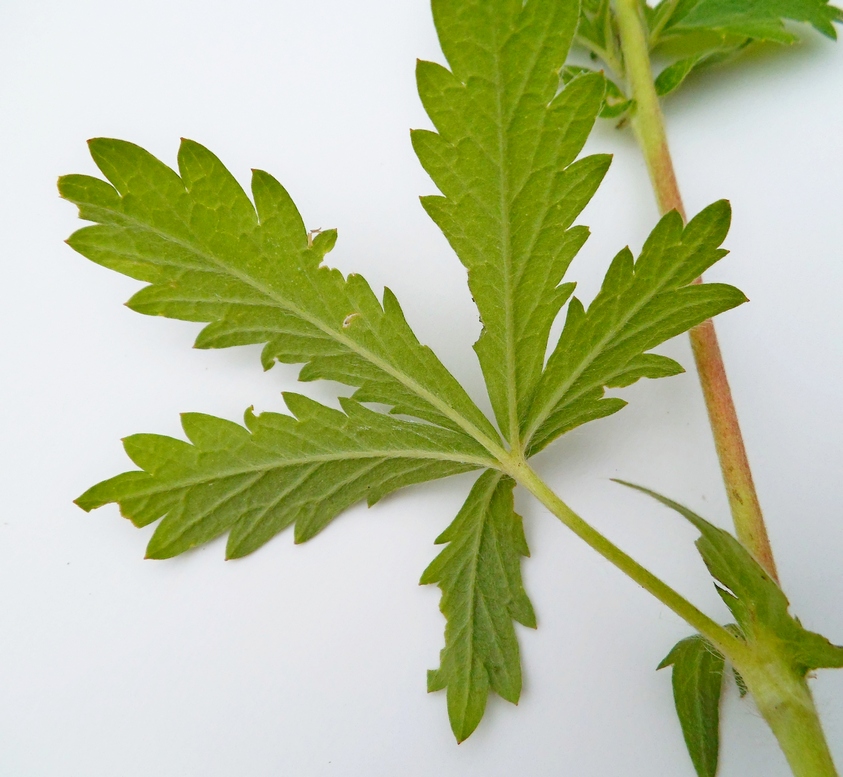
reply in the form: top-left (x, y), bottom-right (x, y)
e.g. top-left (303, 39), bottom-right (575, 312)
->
top-left (574, 0), bottom-right (843, 110)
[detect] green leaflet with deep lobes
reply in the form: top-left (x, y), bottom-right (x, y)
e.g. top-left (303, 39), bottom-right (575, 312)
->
top-left (523, 201), bottom-right (746, 456)
top-left (60, 138), bottom-right (499, 447)
top-left (421, 470), bottom-right (536, 742)
top-left (413, 0), bottom-right (611, 444)
top-left (76, 394), bottom-right (495, 560)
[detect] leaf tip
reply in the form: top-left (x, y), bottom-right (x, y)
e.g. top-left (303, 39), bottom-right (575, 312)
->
top-left (144, 543), bottom-right (171, 560)
top-left (72, 495), bottom-right (93, 513)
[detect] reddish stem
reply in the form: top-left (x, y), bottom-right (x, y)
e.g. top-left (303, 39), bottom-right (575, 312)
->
top-left (613, 0), bottom-right (779, 581)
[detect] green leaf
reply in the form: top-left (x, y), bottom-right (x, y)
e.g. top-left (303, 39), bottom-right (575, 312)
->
top-left (523, 201), bottom-right (747, 455)
top-left (655, 55), bottom-right (702, 95)
top-left (76, 394), bottom-right (495, 559)
top-left (420, 470), bottom-right (536, 742)
top-left (577, 0), bottom-right (610, 47)
top-left (60, 138), bottom-right (499, 447)
top-left (659, 634), bottom-right (726, 777)
top-left (576, 0), bottom-right (624, 69)
top-left (413, 0), bottom-right (611, 444)
top-left (657, 0), bottom-right (843, 43)
top-left (560, 66), bottom-right (633, 118)
top-left (618, 481), bottom-right (843, 675)
top-left (654, 44), bottom-right (751, 96)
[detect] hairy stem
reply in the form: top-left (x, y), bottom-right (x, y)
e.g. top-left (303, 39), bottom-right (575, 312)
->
top-left (506, 457), bottom-right (748, 662)
top-left (609, 2), bottom-right (840, 774)
top-left (612, 0), bottom-right (779, 582)
top-left (741, 657), bottom-right (840, 777)
top-left (516, 467), bottom-right (837, 774)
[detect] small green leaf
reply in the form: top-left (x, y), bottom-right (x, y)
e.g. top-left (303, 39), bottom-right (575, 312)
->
top-left (618, 481), bottom-right (843, 675)
top-left (421, 471), bottom-right (536, 742)
top-left (576, 0), bottom-right (624, 70)
top-left (655, 56), bottom-right (703, 95)
top-left (577, 0), bottom-right (611, 47)
top-left (76, 395), bottom-right (494, 559)
top-left (659, 634), bottom-right (726, 777)
top-left (560, 66), bottom-right (633, 118)
top-left (654, 41), bottom-right (754, 97)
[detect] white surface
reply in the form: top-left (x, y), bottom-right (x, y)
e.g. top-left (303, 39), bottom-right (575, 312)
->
top-left (1, 2), bottom-right (842, 775)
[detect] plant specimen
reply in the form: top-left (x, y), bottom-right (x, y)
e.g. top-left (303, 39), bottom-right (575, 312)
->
top-left (59, 0), bottom-right (842, 775)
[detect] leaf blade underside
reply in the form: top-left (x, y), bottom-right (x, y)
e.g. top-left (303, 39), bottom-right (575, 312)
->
top-left (420, 470), bottom-right (536, 742)
top-left (62, 0), bottom-right (756, 744)
top-left (76, 394), bottom-right (495, 559)
top-left (523, 201), bottom-right (746, 455)
top-left (413, 0), bottom-right (611, 444)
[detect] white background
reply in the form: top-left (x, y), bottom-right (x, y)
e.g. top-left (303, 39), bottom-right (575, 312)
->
top-left (1, 1), bottom-right (842, 775)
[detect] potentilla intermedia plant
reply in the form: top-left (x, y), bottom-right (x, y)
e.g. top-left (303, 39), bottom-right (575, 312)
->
top-left (61, 1), bottom-right (842, 775)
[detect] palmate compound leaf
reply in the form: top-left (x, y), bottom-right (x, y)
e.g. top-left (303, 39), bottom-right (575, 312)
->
top-left (652, 0), bottom-right (843, 44)
top-left (63, 4), bottom-right (751, 742)
top-left (59, 138), bottom-right (499, 446)
top-left (76, 394), bottom-right (494, 559)
top-left (420, 470), bottom-right (536, 742)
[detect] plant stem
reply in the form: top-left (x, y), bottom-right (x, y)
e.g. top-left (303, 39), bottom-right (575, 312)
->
top-left (612, 0), bottom-right (779, 582)
top-left (742, 659), bottom-right (840, 777)
top-left (516, 457), bottom-right (837, 773)
top-left (508, 457), bottom-right (747, 662)
top-left (610, 2), bottom-right (839, 774)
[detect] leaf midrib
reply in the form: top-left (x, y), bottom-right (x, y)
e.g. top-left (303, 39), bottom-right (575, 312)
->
top-left (451, 470), bottom-right (504, 730)
top-left (126, 447), bottom-right (494, 498)
top-left (489, 11), bottom-right (549, 450)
